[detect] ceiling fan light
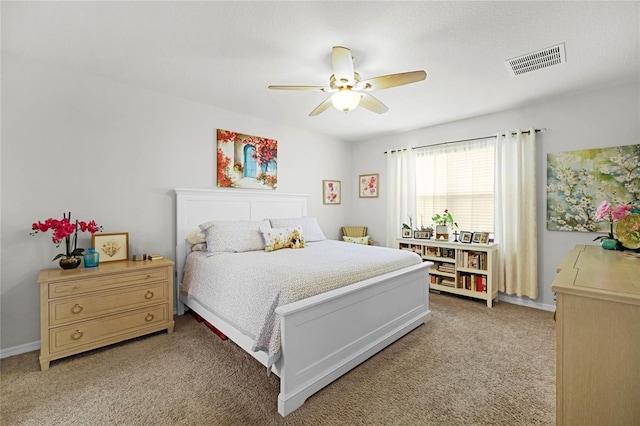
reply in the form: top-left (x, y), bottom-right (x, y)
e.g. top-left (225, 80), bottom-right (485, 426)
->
top-left (331, 89), bottom-right (362, 112)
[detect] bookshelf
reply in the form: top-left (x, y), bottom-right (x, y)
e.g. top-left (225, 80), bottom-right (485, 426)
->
top-left (398, 238), bottom-right (499, 307)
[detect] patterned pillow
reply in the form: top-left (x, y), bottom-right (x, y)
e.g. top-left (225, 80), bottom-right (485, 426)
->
top-left (268, 217), bottom-right (326, 242)
top-left (199, 220), bottom-right (270, 253)
top-left (343, 235), bottom-right (370, 245)
top-left (262, 227), bottom-right (306, 252)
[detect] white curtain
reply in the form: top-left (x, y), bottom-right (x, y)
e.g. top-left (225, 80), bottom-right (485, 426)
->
top-left (385, 149), bottom-right (416, 247)
top-left (494, 129), bottom-right (538, 299)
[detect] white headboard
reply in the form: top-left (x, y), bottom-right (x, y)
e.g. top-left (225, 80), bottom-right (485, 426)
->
top-left (174, 188), bottom-right (308, 312)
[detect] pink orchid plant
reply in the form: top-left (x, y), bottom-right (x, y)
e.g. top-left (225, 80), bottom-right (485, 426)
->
top-left (31, 212), bottom-right (102, 261)
top-left (593, 201), bottom-right (631, 241)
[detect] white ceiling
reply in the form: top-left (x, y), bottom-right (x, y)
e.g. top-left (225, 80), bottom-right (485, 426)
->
top-left (3, 1), bottom-right (639, 142)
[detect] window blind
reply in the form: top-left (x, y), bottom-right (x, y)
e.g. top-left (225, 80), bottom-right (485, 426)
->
top-left (415, 138), bottom-right (495, 233)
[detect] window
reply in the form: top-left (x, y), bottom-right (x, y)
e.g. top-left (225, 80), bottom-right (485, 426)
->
top-left (415, 138), bottom-right (495, 232)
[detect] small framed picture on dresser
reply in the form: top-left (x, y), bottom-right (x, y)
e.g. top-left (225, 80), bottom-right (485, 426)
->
top-left (92, 232), bottom-right (129, 262)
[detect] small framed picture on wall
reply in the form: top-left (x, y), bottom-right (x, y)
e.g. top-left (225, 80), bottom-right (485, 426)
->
top-left (323, 180), bottom-right (341, 204)
top-left (359, 174), bottom-right (379, 198)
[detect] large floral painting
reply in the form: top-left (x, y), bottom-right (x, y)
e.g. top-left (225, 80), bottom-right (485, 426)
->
top-left (546, 144), bottom-right (639, 232)
top-left (216, 129), bottom-right (277, 189)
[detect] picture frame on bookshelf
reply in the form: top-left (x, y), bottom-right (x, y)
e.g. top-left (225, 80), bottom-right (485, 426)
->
top-left (479, 232), bottom-right (490, 244)
top-left (414, 230), bottom-right (430, 239)
top-left (460, 231), bottom-right (472, 243)
top-left (471, 232), bottom-right (482, 243)
top-left (402, 228), bottom-right (412, 238)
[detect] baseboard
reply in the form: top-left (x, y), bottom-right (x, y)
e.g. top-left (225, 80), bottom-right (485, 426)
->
top-left (0, 340), bottom-right (40, 359)
top-left (498, 294), bottom-right (556, 312)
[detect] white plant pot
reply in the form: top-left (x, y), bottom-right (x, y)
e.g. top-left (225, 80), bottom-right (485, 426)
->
top-left (435, 225), bottom-right (449, 240)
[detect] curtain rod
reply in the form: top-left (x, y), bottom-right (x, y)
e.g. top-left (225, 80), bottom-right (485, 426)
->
top-left (383, 128), bottom-right (546, 154)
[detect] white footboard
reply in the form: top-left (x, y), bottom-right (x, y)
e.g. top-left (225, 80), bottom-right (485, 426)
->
top-left (274, 261), bottom-right (431, 416)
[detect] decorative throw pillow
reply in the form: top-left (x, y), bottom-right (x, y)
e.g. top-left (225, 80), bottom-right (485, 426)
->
top-left (268, 217), bottom-right (326, 242)
top-left (343, 236), bottom-right (370, 245)
top-left (185, 228), bottom-right (206, 244)
top-left (262, 226), bottom-right (306, 252)
top-left (199, 220), bottom-right (270, 253)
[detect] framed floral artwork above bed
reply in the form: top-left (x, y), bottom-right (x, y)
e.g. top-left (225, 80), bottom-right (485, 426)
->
top-left (216, 129), bottom-right (278, 190)
top-left (323, 180), bottom-right (341, 204)
top-left (359, 174), bottom-right (379, 198)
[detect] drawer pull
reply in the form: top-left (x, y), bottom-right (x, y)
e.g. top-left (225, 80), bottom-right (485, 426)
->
top-left (145, 313), bottom-right (154, 322)
top-left (71, 330), bottom-right (84, 340)
top-left (71, 304), bottom-right (83, 314)
top-left (144, 291), bottom-right (154, 299)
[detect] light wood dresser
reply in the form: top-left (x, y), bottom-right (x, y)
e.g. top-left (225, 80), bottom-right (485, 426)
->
top-left (38, 259), bottom-right (174, 371)
top-left (551, 245), bottom-right (639, 425)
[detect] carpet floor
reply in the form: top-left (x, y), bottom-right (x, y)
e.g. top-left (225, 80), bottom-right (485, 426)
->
top-left (1, 292), bottom-right (555, 425)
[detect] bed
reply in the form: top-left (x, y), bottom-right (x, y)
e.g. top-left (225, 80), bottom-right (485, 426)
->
top-left (175, 188), bottom-right (432, 416)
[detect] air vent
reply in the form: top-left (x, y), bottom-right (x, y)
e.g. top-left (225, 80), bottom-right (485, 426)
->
top-left (505, 43), bottom-right (566, 76)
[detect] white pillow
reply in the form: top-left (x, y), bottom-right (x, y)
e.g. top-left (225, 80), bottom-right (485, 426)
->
top-left (343, 236), bottom-right (370, 245)
top-left (199, 220), bottom-right (271, 253)
top-left (269, 217), bottom-right (326, 242)
top-left (186, 228), bottom-right (206, 244)
top-left (262, 226), bottom-right (306, 252)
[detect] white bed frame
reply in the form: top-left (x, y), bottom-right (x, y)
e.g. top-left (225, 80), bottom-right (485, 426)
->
top-left (175, 188), bottom-right (431, 416)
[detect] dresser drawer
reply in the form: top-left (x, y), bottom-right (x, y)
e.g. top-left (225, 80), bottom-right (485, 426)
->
top-left (49, 282), bottom-right (168, 326)
top-left (48, 268), bottom-right (168, 299)
top-left (49, 304), bottom-right (169, 354)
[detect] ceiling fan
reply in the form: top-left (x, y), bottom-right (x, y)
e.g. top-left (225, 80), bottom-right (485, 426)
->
top-left (268, 46), bottom-right (427, 116)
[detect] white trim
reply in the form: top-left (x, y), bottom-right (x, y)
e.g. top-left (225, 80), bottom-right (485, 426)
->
top-left (1, 340), bottom-right (40, 359)
top-left (498, 293), bottom-right (555, 312)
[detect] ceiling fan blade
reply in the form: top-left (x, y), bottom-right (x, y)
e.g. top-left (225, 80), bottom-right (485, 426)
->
top-left (268, 85), bottom-right (327, 91)
top-left (359, 93), bottom-right (389, 114)
top-left (332, 46), bottom-right (354, 87)
top-left (360, 70), bottom-right (427, 91)
top-left (309, 97), bottom-right (333, 116)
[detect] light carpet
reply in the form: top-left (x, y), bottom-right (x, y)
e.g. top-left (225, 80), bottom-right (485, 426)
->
top-left (1, 292), bottom-right (555, 425)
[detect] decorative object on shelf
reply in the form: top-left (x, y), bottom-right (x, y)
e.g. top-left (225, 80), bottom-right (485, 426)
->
top-left (30, 212), bottom-right (102, 269)
top-left (593, 200), bottom-right (632, 249)
top-left (322, 180), bottom-right (341, 204)
top-left (216, 129), bottom-right (277, 189)
top-left (414, 230), bottom-right (430, 239)
top-left (359, 174), bottom-right (379, 198)
top-left (615, 214), bottom-right (640, 249)
top-left (83, 247), bottom-right (100, 268)
top-left (471, 232), bottom-right (482, 243)
top-left (401, 228), bottom-right (412, 238)
top-left (453, 230), bottom-right (460, 242)
top-left (460, 231), bottom-right (472, 243)
top-left (92, 232), bottom-right (129, 262)
top-left (432, 209), bottom-right (457, 240)
top-left (479, 232), bottom-right (490, 244)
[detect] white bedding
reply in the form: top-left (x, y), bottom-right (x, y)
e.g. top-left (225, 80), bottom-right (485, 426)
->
top-left (181, 240), bottom-right (422, 368)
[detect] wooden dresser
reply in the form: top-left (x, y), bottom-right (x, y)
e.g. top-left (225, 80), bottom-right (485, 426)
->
top-left (38, 259), bottom-right (174, 371)
top-left (551, 245), bottom-right (640, 425)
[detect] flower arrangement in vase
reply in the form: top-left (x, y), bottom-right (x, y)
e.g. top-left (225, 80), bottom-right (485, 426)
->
top-left (593, 201), bottom-right (631, 250)
top-left (31, 212), bottom-right (103, 269)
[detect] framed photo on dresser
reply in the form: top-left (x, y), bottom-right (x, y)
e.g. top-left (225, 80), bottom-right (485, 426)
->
top-left (92, 232), bottom-right (129, 262)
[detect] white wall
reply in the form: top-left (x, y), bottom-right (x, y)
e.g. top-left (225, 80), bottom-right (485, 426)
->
top-left (0, 55), bottom-right (353, 352)
top-left (350, 80), bottom-right (640, 309)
